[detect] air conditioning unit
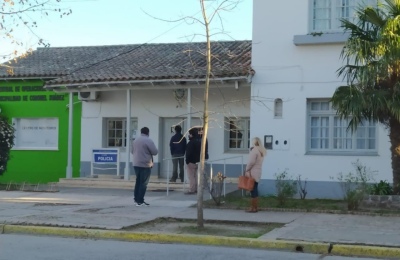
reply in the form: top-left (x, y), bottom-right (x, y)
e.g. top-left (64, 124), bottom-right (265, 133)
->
top-left (78, 91), bottom-right (98, 101)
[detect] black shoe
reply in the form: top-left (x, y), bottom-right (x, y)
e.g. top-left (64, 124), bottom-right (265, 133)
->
top-left (143, 201), bottom-right (150, 206)
top-left (169, 179), bottom-right (176, 182)
top-left (180, 179), bottom-right (184, 183)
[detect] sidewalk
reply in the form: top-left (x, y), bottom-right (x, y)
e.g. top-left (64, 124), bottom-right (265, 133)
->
top-left (0, 187), bottom-right (399, 259)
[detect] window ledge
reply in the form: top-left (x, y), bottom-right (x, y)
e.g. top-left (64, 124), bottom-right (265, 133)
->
top-left (293, 32), bottom-right (350, 46)
top-left (305, 151), bottom-right (378, 156)
top-left (107, 147), bottom-right (126, 152)
top-left (225, 150), bottom-right (248, 154)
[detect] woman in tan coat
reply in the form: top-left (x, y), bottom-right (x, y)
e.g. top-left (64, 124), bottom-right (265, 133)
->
top-left (245, 137), bottom-right (267, 213)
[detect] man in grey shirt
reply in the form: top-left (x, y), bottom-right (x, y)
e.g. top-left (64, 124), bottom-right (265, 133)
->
top-left (131, 127), bottom-right (158, 206)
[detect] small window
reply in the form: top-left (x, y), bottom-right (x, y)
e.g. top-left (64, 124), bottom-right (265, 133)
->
top-left (274, 98), bottom-right (283, 118)
top-left (105, 118), bottom-right (138, 148)
top-left (226, 118), bottom-right (250, 151)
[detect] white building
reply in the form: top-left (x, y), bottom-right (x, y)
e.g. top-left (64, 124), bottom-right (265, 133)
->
top-left (5, 0), bottom-right (391, 198)
top-left (251, 0), bottom-right (391, 198)
top-left (44, 41), bottom-right (253, 182)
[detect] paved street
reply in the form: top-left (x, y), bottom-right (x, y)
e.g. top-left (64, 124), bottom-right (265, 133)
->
top-left (0, 187), bottom-right (399, 259)
top-left (0, 234), bottom-right (382, 260)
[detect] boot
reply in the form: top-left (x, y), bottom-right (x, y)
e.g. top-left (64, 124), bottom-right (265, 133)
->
top-left (253, 197), bottom-right (258, 212)
top-left (246, 198), bottom-right (258, 213)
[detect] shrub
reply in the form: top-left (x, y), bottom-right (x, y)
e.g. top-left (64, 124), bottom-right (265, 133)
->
top-left (207, 172), bottom-right (226, 206)
top-left (337, 160), bottom-right (375, 210)
top-left (275, 170), bottom-right (297, 206)
top-left (370, 180), bottom-right (393, 195)
top-left (0, 114), bottom-right (15, 175)
top-left (297, 175), bottom-right (308, 200)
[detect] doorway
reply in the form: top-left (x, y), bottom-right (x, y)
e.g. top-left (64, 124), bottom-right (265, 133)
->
top-left (160, 118), bottom-right (201, 178)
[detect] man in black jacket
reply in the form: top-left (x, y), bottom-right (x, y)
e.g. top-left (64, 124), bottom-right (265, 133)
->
top-left (169, 125), bottom-right (186, 182)
top-left (185, 128), bottom-right (201, 194)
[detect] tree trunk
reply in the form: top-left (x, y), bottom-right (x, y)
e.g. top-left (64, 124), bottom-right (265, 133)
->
top-left (197, 0), bottom-right (211, 228)
top-left (389, 118), bottom-right (400, 194)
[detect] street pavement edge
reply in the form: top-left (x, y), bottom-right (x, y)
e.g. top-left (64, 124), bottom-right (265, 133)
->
top-left (2, 224), bottom-right (400, 259)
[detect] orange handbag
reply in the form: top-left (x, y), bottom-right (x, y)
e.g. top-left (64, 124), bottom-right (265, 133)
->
top-left (238, 172), bottom-right (255, 191)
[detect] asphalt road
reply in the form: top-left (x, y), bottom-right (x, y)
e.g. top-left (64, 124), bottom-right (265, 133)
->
top-left (0, 234), bottom-right (382, 260)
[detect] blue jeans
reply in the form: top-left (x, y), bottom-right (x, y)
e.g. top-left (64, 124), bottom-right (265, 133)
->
top-left (133, 166), bottom-right (151, 204)
top-left (250, 181), bottom-right (259, 198)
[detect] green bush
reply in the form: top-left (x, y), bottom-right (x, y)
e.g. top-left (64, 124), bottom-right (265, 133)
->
top-left (370, 180), bottom-right (393, 195)
top-left (337, 160), bottom-right (375, 210)
top-left (0, 114), bottom-right (15, 175)
top-left (275, 170), bottom-right (297, 206)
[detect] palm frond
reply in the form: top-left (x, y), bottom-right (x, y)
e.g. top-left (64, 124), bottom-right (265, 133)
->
top-left (385, 0), bottom-right (400, 16)
top-left (331, 84), bottom-right (390, 131)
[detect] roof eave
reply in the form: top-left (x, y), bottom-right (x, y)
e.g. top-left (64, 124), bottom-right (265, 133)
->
top-left (45, 76), bottom-right (251, 92)
top-left (0, 76), bottom-right (58, 81)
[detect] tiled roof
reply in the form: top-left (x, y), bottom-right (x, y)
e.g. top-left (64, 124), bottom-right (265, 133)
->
top-left (0, 41), bottom-right (252, 88)
top-left (0, 45), bottom-right (134, 78)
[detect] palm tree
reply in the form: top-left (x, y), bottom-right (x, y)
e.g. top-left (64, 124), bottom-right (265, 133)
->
top-left (331, 0), bottom-right (400, 194)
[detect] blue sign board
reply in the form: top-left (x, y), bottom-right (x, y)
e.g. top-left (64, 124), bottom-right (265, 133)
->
top-left (92, 149), bottom-right (119, 163)
top-left (94, 153), bottom-right (117, 163)
top-left (91, 148), bottom-right (120, 177)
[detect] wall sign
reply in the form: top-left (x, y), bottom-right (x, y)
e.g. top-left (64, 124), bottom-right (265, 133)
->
top-left (12, 118), bottom-right (59, 150)
top-left (0, 86), bottom-right (65, 102)
top-left (91, 148), bottom-right (120, 176)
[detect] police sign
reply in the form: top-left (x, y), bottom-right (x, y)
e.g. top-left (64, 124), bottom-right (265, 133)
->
top-left (91, 148), bottom-right (120, 176)
top-left (93, 150), bottom-right (118, 163)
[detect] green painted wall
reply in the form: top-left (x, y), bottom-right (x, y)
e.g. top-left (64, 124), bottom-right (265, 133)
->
top-left (0, 80), bottom-right (81, 183)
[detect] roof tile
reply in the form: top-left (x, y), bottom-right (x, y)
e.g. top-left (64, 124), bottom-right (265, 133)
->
top-left (0, 41), bottom-right (252, 88)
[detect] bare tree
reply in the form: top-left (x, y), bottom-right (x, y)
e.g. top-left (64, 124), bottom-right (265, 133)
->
top-left (144, 0), bottom-right (245, 228)
top-left (0, 0), bottom-right (72, 64)
top-left (0, 0), bottom-right (72, 172)
top-left (196, 0), bottom-right (243, 228)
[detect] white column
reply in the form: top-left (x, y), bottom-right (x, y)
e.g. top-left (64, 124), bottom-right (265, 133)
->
top-left (187, 88), bottom-right (191, 131)
top-left (66, 92), bottom-right (73, 179)
top-left (124, 89), bottom-right (132, 180)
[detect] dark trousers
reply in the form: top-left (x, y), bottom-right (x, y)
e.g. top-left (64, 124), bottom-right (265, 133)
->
top-left (250, 182), bottom-right (259, 198)
top-left (171, 154), bottom-right (184, 181)
top-left (133, 166), bottom-right (151, 204)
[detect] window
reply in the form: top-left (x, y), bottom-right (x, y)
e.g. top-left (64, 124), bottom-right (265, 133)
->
top-left (274, 98), bottom-right (283, 118)
top-left (106, 118), bottom-right (138, 148)
top-left (311, 0), bottom-right (377, 32)
top-left (226, 118), bottom-right (250, 151)
top-left (307, 100), bottom-right (376, 154)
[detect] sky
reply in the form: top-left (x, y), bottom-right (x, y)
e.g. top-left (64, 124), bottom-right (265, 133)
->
top-left (1, 0), bottom-right (252, 57)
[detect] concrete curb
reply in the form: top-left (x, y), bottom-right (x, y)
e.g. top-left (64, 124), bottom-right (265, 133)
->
top-left (3, 224), bottom-right (400, 258)
top-left (208, 206), bottom-right (400, 217)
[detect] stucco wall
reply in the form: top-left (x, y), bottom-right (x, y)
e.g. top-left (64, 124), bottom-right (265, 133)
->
top-left (251, 0), bottom-right (392, 186)
top-left (79, 84), bottom-right (251, 178)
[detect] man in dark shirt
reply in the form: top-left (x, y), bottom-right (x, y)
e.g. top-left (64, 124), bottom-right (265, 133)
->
top-left (185, 128), bottom-right (201, 194)
top-left (169, 125), bottom-right (186, 182)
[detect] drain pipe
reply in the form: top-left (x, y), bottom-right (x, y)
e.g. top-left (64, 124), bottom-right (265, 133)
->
top-left (125, 89), bottom-right (132, 180)
top-left (66, 92), bottom-right (73, 179)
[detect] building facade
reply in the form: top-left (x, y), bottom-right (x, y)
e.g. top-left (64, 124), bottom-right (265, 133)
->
top-left (42, 41), bottom-right (253, 181)
top-left (0, 79), bottom-right (82, 183)
top-left (251, 0), bottom-right (390, 198)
